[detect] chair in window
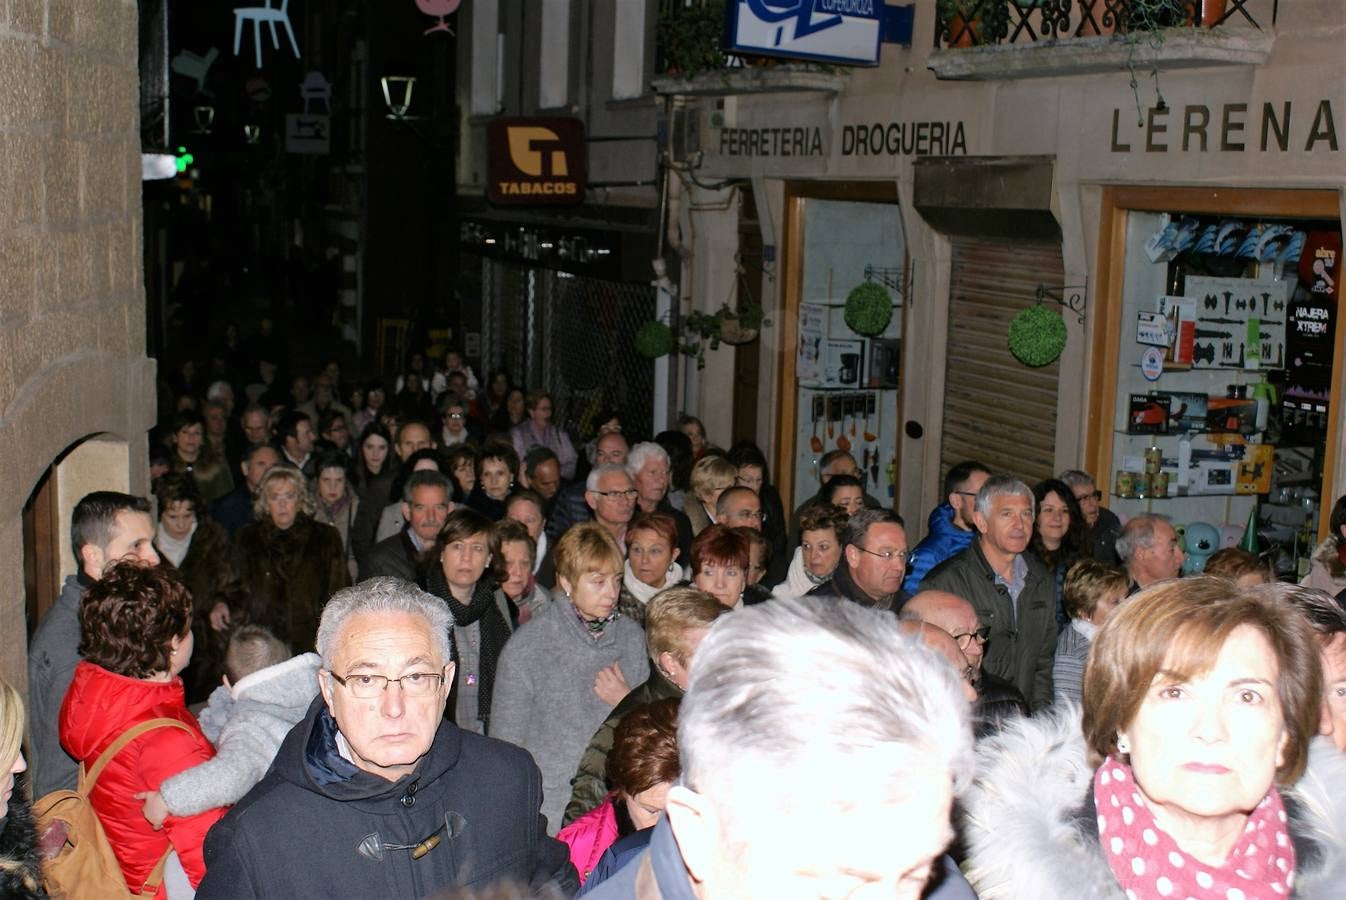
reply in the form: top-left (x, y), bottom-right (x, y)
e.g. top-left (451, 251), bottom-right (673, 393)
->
top-left (233, 0), bottom-right (300, 70)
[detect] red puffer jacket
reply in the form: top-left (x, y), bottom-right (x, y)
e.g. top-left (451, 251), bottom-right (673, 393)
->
top-left (59, 661), bottom-right (227, 895)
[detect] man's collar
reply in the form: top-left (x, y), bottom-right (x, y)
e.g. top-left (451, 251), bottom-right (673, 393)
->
top-left (649, 815), bottom-right (699, 900)
top-left (405, 527), bottom-right (427, 553)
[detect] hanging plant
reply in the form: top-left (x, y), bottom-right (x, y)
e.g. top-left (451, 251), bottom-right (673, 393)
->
top-left (1008, 305), bottom-right (1068, 367)
top-left (634, 320), bottom-right (675, 359)
top-left (844, 282), bottom-right (893, 336)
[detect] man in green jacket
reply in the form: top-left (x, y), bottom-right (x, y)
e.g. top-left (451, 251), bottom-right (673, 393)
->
top-left (922, 475), bottom-right (1056, 712)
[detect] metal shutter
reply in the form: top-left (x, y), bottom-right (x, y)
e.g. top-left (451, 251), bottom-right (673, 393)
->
top-left (940, 236), bottom-right (1064, 485)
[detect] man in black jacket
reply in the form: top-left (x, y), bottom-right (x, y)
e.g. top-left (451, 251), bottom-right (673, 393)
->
top-left (198, 577), bottom-right (576, 898)
top-left (902, 590), bottom-right (1029, 736)
top-left (922, 475), bottom-right (1056, 712)
top-left (1060, 469), bottom-right (1122, 565)
top-left (807, 508), bottom-right (911, 612)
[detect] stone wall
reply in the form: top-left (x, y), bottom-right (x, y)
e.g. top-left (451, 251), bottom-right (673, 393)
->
top-left (0, 0), bottom-right (154, 691)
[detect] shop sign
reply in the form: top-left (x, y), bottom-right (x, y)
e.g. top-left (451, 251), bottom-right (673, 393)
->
top-left (487, 117), bottom-right (586, 205)
top-left (841, 119), bottom-right (968, 157)
top-left (1110, 100), bottom-right (1340, 154)
top-left (724, 0), bottom-right (882, 66)
top-left (719, 125), bottom-right (825, 158)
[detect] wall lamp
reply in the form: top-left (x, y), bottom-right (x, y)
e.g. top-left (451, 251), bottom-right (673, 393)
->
top-left (380, 76), bottom-right (418, 120)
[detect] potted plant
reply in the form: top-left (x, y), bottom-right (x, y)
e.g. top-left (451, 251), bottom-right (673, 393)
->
top-left (656, 0), bottom-right (726, 76)
top-left (936, 0), bottom-right (1001, 48)
top-left (636, 303), bottom-right (766, 369)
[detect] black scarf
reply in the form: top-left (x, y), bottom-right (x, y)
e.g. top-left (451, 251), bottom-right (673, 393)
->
top-left (423, 566), bottom-right (511, 730)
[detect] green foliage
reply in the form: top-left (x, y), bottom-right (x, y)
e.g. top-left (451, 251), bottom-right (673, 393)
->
top-left (635, 321), bottom-right (675, 359)
top-left (1008, 306), bottom-right (1068, 367)
top-left (657, 0), bottom-right (726, 76)
top-left (844, 282), bottom-right (894, 337)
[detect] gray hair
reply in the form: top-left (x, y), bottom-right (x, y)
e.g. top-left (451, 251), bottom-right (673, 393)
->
top-left (586, 463), bottom-right (632, 492)
top-left (626, 441), bottom-right (669, 478)
top-left (206, 380), bottom-right (234, 401)
top-left (679, 596), bottom-right (974, 833)
top-left (1058, 469), bottom-right (1096, 491)
top-left (402, 469), bottom-right (452, 503)
top-left (842, 507), bottom-right (903, 547)
top-left (974, 475), bottom-right (1035, 520)
top-left (316, 577), bottom-right (453, 668)
top-left (1114, 513), bottom-right (1172, 563)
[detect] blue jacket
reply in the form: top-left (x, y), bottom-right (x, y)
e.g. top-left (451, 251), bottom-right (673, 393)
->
top-left (902, 503), bottom-right (975, 594)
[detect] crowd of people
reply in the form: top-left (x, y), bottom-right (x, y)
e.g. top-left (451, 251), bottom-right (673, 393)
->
top-left (6, 339), bottom-right (1346, 898)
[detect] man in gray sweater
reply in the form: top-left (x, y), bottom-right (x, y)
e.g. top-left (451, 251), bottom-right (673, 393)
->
top-left (491, 523), bottom-right (649, 834)
top-left (28, 491), bottom-right (160, 796)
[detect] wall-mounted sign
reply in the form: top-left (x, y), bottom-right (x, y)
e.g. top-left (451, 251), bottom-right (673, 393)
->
top-left (724, 0), bottom-right (882, 66)
top-left (487, 118), bottom-right (586, 205)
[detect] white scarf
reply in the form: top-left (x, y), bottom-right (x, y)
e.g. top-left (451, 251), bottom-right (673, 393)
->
top-left (779, 546), bottom-right (829, 599)
top-left (1070, 618), bottom-right (1098, 641)
top-left (623, 559), bottom-right (683, 606)
top-left (156, 521), bottom-right (197, 569)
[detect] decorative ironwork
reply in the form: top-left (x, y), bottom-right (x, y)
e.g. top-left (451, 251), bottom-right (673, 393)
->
top-left (863, 264), bottom-right (906, 300)
top-left (1036, 283), bottom-right (1088, 325)
top-left (934, 0), bottom-right (1277, 49)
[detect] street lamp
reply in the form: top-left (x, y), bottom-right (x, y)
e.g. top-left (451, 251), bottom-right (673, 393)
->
top-left (380, 76), bottom-right (418, 120)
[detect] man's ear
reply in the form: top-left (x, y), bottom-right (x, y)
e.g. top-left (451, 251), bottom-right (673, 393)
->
top-left (972, 510), bottom-right (989, 535)
top-left (318, 669), bottom-right (336, 715)
top-left (401, 502), bottom-right (412, 524)
top-left (664, 785), bottom-right (717, 887)
top-left (584, 491), bottom-right (598, 513)
top-left (79, 544), bottom-right (105, 580)
top-left (843, 544), bottom-right (860, 570)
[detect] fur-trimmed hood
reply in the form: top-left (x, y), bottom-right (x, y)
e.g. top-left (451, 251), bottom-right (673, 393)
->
top-left (0, 774), bottom-right (49, 899)
top-left (962, 707), bottom-right (1346, 900)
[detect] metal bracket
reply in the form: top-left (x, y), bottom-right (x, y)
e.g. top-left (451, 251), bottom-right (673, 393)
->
top-left (863, 264), bottom-right (906, 298)
top-left (1036, 283), bottom-right (1087, 325)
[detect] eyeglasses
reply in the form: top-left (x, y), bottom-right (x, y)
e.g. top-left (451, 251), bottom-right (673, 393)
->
top-left (949, 626), bottom-right (991, 650)
top-left (855, 546), bottom-right (909, 564)
top-left (1074, 490), bottom-right (1102, 502)
top-left (593, 489), bottom-right (638, 501)
top-left (328, 670), bottom-right (446, 699)
top-left (961, 665), bottom-right (975, 684)
top-left (445, 412), bottom-right (465, 420)
top-left (726, 509), bottom-right (766, 522)
top-left (953, 490), bottom-right (978, 499)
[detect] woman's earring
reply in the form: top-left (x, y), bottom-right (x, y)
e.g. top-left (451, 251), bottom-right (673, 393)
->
top-left (1116, 734), bottom-right (1131, 755)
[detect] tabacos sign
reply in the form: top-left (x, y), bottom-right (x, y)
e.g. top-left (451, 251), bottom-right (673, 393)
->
top-left (725, 0), bottom-right (882, 66)
top-left (487, 118), bottom-right (586, 205)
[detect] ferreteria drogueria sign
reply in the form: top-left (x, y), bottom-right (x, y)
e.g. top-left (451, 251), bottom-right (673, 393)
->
top-left (1110, 100), bottom-right (1340, 153)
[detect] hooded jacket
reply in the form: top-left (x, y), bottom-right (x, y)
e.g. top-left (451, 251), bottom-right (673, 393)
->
top-left (962, 707), bottom-right (1346, 900)
top-left (197, 695), bottom-right (578, 899)
top-left (158, 652), bottom-right (321, 817)
top-left (0, 774), bottom-right (47, 899)
top-left (902, 502), bottom-right (975, 595)
top-left (58, 661), bottom-right (226, 895)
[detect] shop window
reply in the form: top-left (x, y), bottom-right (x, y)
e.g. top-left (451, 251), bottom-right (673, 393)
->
top-left (611, 0), bottom-right (645, 100)
top-left (470, 0), bottom-right (500, 116)
top-left (1108, 208), bottom-right (1340, 578)
top-left (538, 0), bottom-right (571, 110)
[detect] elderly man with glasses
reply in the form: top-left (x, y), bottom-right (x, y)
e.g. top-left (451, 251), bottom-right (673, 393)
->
top-left (1059, 468), bottom-right (1122, 564)
top-left (922, 475), bottom-right (1057, 712)
top-left (197, 577), bottom-right (577, 898)
top-left (807, 508), bottom-right (911, 613)
top-left (901, 590), bottom-right (1030, 737)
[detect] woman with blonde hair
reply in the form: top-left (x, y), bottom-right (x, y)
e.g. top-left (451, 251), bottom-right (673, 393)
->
top-left (234, 465), bottom-right (349, 653)
top-left (0, 679), bottom-right (41, 899)
top-left (684, 454), bottom-right (737, 537)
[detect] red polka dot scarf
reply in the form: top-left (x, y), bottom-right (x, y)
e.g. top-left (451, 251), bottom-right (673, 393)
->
top-left (1093, 756), bottom-right (1294, 899)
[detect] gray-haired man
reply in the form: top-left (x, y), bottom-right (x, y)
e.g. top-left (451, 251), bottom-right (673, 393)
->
top-left (586, 596), bottom-right (976, 899)
top-left (199, 577), bottom-right (576, 898)
top-left (922, 474), bottom-right (1056, 711)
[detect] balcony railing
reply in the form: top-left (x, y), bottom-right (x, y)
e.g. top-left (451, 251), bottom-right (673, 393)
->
top-left (935, 0), bottom-right (1279, 49)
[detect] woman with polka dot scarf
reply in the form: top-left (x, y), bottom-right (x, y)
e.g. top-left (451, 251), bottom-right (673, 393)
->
top-left (960, 577), bottom-right (1346, 899)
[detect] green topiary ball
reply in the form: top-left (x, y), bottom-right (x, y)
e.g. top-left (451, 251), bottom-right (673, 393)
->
top-left (1008, 306), bottom-right (1067, 367)
top-left (844, 282), bottom-right (893, 336)
top-left (634, 320), bottom-right (674, 358)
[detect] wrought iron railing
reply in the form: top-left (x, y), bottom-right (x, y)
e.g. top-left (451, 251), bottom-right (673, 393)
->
top-left (935, 0), bottom-right (1279, 49)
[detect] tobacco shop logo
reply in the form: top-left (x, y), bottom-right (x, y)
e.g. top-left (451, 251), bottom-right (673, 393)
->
top-left (488, 118), bottom-right (586, 205)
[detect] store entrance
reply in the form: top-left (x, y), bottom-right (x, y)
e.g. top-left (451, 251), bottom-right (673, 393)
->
top-left (1089, 187), bottom-right (1343, 581)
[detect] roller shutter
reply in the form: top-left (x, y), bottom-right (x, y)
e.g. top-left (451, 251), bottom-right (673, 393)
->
top-left (939, 236), bottom-right (1064, 484)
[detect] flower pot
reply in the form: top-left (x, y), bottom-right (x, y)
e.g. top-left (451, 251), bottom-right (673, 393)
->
top-left (719, 319), bottom-right (759, 346)
top-left (945, 12), bottom-right (984, 48)
top-left (1185, 0), bottom-right (1227, 27)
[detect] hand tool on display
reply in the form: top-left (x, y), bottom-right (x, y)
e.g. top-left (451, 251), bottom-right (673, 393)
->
top-left (827, 404), bottom-right (834, 439)
top-left (1193, 343), bottom-right (1216, 364)
top-left (1195, 329), bottom-right (1234, 340)
top-left (863, 397), bottom-right (876, 442)
top-left (1261, 292), bottom-right (1271, 316)
top-left (870, 452), bottom-right (879, 486)
top-left (810, 414), bottom-right (822, 454)
top-left (1204, 317), bottom-right (1248, 325)
top-left (1204, 294), bottom-right (1218, 311)
top-left (1223, 291), bottom-right (1234, 315)
top-left (837, 432), bottom-right (851, 453)
top-left (1222, 342), bottom-right (1234, 360)
top-left (851, 412), bottom-right (857, 437)
top-left (1237, 344), bottom-right (1245, 367)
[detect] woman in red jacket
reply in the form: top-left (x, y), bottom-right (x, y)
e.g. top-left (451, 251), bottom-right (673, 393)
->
top-left (59, 562), bottom-right (227, 896)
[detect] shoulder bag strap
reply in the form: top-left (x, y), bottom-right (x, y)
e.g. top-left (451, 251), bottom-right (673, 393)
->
top-left (84, 717), bottom-right (195, 790)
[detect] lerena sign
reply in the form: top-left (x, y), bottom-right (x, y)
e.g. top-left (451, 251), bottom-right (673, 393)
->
top-left (725, 0), bottom-right (882, 66)
top-left (487, 117), bottom-right (586, 205)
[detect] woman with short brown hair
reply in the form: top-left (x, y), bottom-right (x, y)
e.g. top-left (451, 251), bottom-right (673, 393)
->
top-left (964, 576), bottom-right (1342, 899)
